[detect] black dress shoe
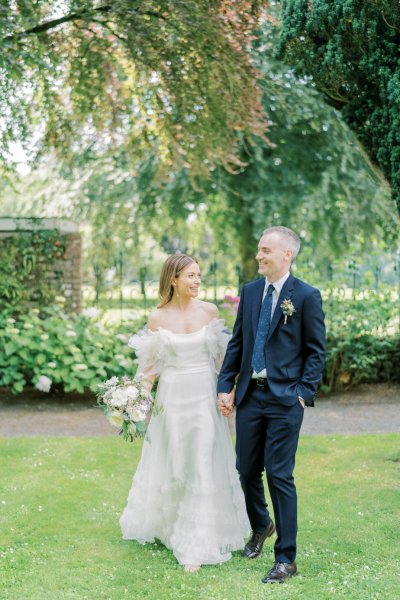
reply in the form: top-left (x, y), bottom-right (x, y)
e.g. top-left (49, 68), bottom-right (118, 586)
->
top-left (243, 520), bottom-right (275, 558)
top-left (262, 561), bottom-right (297, 583)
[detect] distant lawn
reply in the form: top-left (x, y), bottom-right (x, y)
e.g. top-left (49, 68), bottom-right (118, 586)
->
top-left (0, 435), bottom-right (399, 600)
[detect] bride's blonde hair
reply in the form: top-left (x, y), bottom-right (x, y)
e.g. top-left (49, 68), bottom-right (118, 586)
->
top-left (158, 254), bottom-right (198, 308)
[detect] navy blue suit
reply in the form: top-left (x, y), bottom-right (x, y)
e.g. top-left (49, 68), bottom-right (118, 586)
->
top-left (217, 273), bottom-right (326, 563)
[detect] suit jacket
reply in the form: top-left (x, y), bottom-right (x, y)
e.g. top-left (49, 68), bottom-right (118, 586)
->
top-left (217, 274), bottom-right (326, 407)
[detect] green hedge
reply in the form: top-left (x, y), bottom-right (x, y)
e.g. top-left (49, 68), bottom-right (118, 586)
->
top-left (220, 287), bottom-right (399, 393)
top-left (324, 333), bottom-right (399, 391)
top-left (0, 287), bottom-right (398, 396)
top-left (0, 306), bottom-right (145, 395)
top-left (322, 288), bottom-right (399, 391)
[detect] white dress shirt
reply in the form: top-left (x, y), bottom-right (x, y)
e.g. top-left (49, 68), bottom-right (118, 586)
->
top-left (252, 271), bottom-right (290, 378)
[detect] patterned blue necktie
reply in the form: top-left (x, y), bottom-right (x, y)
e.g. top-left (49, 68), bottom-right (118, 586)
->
top-left (251, 284), bottom-right (275, 373)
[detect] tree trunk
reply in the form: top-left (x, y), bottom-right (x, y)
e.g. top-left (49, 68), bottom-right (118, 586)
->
top-left (236, 215), bottom-right (259, 290)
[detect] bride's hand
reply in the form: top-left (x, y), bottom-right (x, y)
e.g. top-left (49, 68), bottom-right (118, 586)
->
top-left (218, 391), bottom-right (235, 417)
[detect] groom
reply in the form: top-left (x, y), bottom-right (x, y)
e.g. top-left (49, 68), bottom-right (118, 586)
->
top-left (217, 226), bottom-right (326, 583)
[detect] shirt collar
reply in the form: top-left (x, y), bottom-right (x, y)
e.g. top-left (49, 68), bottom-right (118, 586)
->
top-left (264, 271), bottom-right (290, 295)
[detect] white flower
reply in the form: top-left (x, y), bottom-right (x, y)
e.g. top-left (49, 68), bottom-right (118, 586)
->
top-left (31, 308), bottom-right (40, 315)
top-left (73, 363), bottom-right (88, 371)
top-left (107, 411), bottom-right (124, 428)
top-left (24, 323), bottom-right (33, 329)
top-left (35, 376), bottom-right (52, 393)
top-left (125, 385), bottom-right (139, 401)
top-left (6, 318), bottom-right (16, 324)
top-left (41, 334), bottom-right (49, 341)
top-left (82, 307), bottom-right (100, 319)
top-left (102, 389), bottom-right (114, 403)
top-left (66, 330), bottom-right (77, 337)
top-left (104, 376), bottom-right (119, 387)
top-left (119, 359), bottom-right (130, 368)
top-left (109, 389), bottom-right (129, 409)
top-left (9, 328), bottom-right (19, 334)
top-left (47, 362), bottom-right (57, 368)
top-left (55, 296), bottom-right (66, 303)
top-left (126, 404), bottom-right (146, 422)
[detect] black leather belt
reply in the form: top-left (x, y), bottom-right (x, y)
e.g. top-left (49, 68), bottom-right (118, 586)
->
top-left (251, 377), bottom-right (268, 388)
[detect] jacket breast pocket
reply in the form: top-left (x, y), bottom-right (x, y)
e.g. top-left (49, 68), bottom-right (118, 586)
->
top-left (286, 367), bottom-right (302, 380)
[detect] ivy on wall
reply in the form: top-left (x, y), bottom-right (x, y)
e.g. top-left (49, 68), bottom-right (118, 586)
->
top-left (0, 227), bottom-right (67, 311)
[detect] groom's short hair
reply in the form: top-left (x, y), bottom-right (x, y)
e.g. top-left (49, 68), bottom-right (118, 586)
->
top-left (262, 226), bottom-right (301, 261)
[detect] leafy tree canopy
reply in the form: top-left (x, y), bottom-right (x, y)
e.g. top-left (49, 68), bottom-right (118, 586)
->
top-left (119, 14), bottom-right (398, 280)
top-left (2, 3), bottom-right (397, 283)
top-left (0, 0), bottom-right (267, 177)
top-left (278, 0), bottom-right (400, 213)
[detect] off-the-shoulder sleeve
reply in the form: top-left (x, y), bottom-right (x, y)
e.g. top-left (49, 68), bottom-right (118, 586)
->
top-left (128, 328), bottom-right (167, 380)
top-left (206, 318), bottom-right (231, 373)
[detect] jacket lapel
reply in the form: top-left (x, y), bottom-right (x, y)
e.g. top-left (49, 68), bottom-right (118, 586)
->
top-left (251, 278), bottom-right (266, 338)
top-left (266, 273), bottom-right (295, 342)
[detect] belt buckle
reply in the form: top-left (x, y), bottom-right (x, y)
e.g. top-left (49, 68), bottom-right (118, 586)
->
top-left (256, 377), bottom-right (267, 388)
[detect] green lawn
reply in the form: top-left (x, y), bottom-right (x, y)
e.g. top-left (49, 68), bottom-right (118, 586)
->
top-left (0, 435), bottom-right (399, 600)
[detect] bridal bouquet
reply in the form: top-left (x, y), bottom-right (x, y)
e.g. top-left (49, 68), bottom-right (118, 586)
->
top-left (96, 375), bottom-right (154, 441)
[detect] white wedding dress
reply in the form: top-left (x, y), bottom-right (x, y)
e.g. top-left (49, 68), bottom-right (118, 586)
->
top-left (120, 319), bottom-right (250, 566)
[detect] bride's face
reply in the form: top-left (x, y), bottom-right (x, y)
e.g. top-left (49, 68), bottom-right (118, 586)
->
top-left (174, 262), bottom-right (201, 298)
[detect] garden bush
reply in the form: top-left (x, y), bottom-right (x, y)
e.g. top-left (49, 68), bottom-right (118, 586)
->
top-left (0, 287), bottom-right (398, 396)
top-left (220, 288), bottom-right (399, 393)
top-left (0, 305), bottom-right (145, 395)
top-left (322, 288), bottom-right (399, 391)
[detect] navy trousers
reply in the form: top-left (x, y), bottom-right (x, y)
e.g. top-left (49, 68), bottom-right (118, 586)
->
top-left (235, 381), bottom-right (304, 564)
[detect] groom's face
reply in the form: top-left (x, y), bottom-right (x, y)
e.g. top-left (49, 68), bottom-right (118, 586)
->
top-left (256, 233), bottom-right (292, 282)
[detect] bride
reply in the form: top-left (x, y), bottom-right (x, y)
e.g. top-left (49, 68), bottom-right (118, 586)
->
top-left (120, 254), bottom-right (249, 572)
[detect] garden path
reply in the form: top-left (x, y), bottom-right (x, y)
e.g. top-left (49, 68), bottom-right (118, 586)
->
top-left (0, 383), bottom-right (398, 437)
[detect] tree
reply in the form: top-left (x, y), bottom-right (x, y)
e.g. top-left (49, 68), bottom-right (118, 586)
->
top-left (127, 17), bottom-right (397, 282)
top-left (278, 0), bottom-right (400, 213)
top-left (3, 5), bottom-right (396, 284)
top-left (0, 0), bottom-right (268, 177)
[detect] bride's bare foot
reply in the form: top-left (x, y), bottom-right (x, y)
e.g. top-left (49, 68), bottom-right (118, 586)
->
top-left (183, 564), bottom-right (201, 573)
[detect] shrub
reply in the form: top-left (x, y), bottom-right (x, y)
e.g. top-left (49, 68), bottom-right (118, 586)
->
top-left (221, 287), bottom-right (399, 392)
top-left (322, 288), bottom-right (399, 391)
top-left (0, 287), bottom-right (398, 396)
top-left (0, 306), bottom-right (145, 395)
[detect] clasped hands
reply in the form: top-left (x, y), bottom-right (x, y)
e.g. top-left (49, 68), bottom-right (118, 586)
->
top-left (217, 390), bottom-right (235, 417)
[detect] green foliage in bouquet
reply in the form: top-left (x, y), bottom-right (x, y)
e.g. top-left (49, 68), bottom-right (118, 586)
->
top-left (0, 306), bottom-right (145, 395)
top-left (96, 376), bottom-right (153, 441)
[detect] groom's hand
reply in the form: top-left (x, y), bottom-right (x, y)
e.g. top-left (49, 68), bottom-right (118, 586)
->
top-left (218, 391), bottom-right (235, 417)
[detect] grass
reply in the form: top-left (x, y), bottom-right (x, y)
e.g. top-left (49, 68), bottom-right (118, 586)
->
top-left (0, 434), bottom-right (399, 600)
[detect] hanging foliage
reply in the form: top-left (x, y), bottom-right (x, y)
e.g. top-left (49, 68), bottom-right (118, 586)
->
top-left (0, 0), bottom-right (269, 177)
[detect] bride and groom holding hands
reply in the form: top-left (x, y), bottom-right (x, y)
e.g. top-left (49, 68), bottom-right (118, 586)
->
top-left (119, 225), bottom-right (326, 584)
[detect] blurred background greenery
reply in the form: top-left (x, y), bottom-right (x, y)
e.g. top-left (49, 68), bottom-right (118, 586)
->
top-left (0, 1), bottom-right (398, 398)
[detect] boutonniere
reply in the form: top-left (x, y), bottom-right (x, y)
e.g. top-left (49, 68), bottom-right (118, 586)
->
top-left (280, 299), bottom-right (296, 324)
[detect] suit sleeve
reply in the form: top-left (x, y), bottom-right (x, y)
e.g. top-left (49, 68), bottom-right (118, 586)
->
top-left (217, 287), bottom-right (245, 395)
top-left (297, 289), bottom-right (326, 406)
